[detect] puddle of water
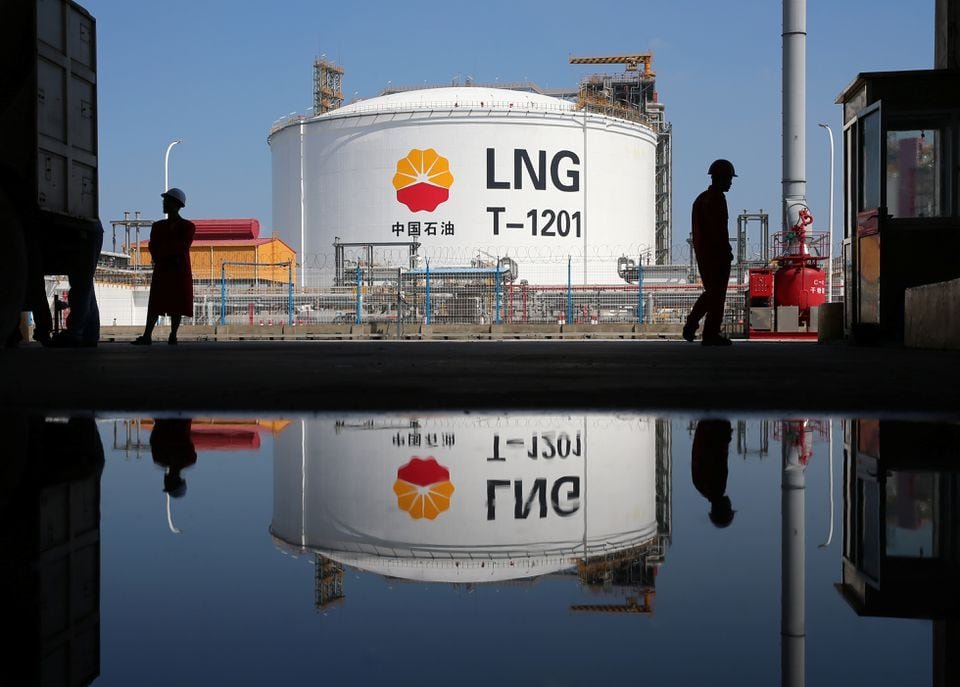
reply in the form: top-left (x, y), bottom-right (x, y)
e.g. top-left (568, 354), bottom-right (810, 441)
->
top-left (5, 413), bottom-right (954, 686)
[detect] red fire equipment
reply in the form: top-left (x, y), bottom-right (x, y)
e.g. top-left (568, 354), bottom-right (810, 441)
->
top-left (748, 207), bottom-right (829, 339)
top-left (774, 208), bottom-right (827, 325)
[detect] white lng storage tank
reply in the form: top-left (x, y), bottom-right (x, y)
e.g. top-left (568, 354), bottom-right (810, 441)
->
top-left (269, 87), bottom-right (657, 285)
top-left (270, 415), bottom-right (659, 583)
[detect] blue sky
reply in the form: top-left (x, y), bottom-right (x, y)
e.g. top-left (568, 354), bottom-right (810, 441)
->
top-left (85, 0), bottom-right (935, 258)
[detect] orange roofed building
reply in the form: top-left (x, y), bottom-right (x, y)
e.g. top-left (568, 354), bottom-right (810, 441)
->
top-left (132, 219), bottom-right (297, 284)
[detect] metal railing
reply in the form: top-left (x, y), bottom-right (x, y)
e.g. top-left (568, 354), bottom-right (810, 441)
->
top-left (196, 265), bottom-right (748, 335)
top-left (79, 249), bottom-right (848, 336)
top-left (219, 261), bottom-right (293, 326)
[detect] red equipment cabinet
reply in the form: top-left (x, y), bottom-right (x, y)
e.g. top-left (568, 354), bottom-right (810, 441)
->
top-left (747, 268), bottom-right (775, 335)
top-left (749, 269), bottom-right (774, 300)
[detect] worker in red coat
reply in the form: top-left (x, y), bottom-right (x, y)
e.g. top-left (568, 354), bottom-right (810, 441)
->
top-left (133, 188), bottom-right (195, 345)
top-left (683, 160), bottom-right (736, 346)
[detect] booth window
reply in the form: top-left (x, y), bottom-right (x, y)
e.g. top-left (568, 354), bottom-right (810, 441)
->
top-left (886, 129), bottom-right (943, 218)
top-left (858, 111), bottom-right (881, 212)
top-left (885, 471), bottom-right (937, 558)
top-left (858, 478), bottom-right (881, 579)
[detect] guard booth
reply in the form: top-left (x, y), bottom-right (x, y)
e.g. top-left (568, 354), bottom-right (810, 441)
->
top-left (837, 70), bottom-right (960, 343)
top-left (837, 419), bottom-right (960, 683)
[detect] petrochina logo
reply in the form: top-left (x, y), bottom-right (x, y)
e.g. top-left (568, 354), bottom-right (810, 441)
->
top-left (392, 148), bottom-right (454, 212)
top-left (393, 457), bottom-right (455, 520)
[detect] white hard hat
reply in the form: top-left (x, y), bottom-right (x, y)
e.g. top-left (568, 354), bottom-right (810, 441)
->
top-left (161, 187), bottom-right (187, 207)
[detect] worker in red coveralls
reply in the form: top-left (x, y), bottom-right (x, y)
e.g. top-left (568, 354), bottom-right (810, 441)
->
top-left (132, 188), bottom-right (195, 345)
top-left (683, 159), bottom-right (736, 346)
top-left (691, 418), bottom-right (734, 527)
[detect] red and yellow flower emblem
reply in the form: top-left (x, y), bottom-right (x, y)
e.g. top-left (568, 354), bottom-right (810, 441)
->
top-left (393, 457), bottom-right (455, 520)
top-left (392, 148), bottom-right (454, 212)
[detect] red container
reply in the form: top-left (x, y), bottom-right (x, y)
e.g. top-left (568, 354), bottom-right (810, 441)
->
top-left (774, 265), bottom-right (826, 311)
top-left (748, 269), bottom-right (774, 299)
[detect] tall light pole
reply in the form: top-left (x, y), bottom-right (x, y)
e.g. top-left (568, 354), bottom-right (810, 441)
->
top-left (164, 139), bottom-right (182, 218)
top-left (818, 123), bottom-right (835, 302)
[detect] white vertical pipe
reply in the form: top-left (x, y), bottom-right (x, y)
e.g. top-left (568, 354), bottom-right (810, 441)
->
top-left (782, 421), bottom-right (806, 687)
top-left (819, 418), bottom-right (834, 548)
top-left (783, 0), bottom-right (808, 228)
top-left (300, 419), bottom-right (307, 547)
top-left (164, 139), bottom-right (181, 219)
top-left (818, 124), bottom-right (835, 301)
top-left (582, 109), bottom-right (588, 284)
top-left (299, 121), bottom-right (306, 288)
top-left (165, 492), bottom-right (181, 534)
top-left (164, 139), bottom-right (181, 192)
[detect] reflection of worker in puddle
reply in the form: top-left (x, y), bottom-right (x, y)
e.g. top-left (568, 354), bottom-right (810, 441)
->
top-left (150, 418), bottom-right (197, 499)
top-left (692, 419), bottom-right (734, 527)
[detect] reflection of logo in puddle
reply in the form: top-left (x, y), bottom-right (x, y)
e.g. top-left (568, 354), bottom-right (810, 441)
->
top-left (392, 148), bottom-right (454, 212)
top-left (393, 457), bottom-right (455, 520)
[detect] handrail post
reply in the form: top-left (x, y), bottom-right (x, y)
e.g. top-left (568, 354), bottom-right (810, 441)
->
top-left (495, 260), bottom-right (502, 324)
top-left (220, 262), bottom-right (226, 325)
top-left (637, 257), bottom-right (645, 324)
top-left (425, 260), bottom-right (431, 326)
top-left (287, 262), bottom-right (293, 326)
top-left (566, 255), bottom-right (573, 325)
top-left (355, 264), bottom-right (362, 325)
top-left (636, 256), bottom-right (641, 323)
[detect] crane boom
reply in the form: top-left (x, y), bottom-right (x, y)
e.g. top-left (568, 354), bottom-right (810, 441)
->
top-left (569, 54), bottom-right (654, 76)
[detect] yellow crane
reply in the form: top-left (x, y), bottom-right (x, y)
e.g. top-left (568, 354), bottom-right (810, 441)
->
top-left (570, 591), bottom-right (654, 614)
top-left (569, 53), bottom-right (655, 77)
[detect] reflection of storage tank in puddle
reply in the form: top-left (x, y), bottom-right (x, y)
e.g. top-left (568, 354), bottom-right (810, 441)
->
top-left (271, 415), bottom-right (660, 583)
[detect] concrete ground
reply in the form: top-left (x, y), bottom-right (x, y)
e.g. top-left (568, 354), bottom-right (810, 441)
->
top-left (2, 339), bottom-right (959, 416)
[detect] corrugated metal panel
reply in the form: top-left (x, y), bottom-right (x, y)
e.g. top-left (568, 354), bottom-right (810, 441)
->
top-left (0, 0), bottom-right (98, 223)
top-left (192, 218), bottom-right (260, 241)
top-left (191, 238), bottom-right (272, 247)
top-left (254, 237), bottom-right (296, 284)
